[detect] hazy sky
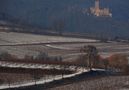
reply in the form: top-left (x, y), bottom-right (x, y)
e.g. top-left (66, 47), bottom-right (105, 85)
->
top-left (0, 0), bottom-right (129, 38)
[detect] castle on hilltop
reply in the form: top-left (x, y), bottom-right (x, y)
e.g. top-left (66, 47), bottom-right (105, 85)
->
top-left (90, 0), bottom-right (112, 17)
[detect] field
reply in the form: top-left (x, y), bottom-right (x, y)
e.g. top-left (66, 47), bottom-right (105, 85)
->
top-left (0, 32), bottom-right (98, 58)
top-left (47, 76), bottom-right (129, 90)
top-left (0, 32), bottom-right (129, 89)
top-left (0, 32), bottom-right (129, 59)
top-left (0, 32), bottom-right (97, 45)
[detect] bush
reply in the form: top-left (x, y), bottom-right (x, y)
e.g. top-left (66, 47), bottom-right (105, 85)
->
top-left (108, 54), bottom-right (128, 68)
top-left (34, 52), bottom-right (62, 62)
top-left (123, 65), bottom-right (129, 75)
top-left (35, 52), bottom-right (48, 60)
top-left (0, 52), bottom-right (17, 60)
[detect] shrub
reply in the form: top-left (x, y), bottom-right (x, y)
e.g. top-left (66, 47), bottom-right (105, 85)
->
top-left (35, 52), bottom-right (48, 60)
top-left (108, 54), bottom-right (128, 68)
top-left (0, 52), bottom-right (17, 60)
top-left (34, 52), bottom-right (62, 62)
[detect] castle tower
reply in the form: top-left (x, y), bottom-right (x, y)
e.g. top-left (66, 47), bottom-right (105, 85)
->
top-left (95, 0), bottom-right (100, 10)
top-left (89, 0), bottom-right (112, 17)
top-left (95, 0), bottom-right (100, 16)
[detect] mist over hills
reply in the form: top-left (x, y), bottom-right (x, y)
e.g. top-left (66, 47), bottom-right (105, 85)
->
top-left (0, 0), bottom-right (129, 39)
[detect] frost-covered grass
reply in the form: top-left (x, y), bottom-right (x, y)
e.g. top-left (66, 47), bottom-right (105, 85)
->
top-left (0, 32), bottom-right (129, 59)
top-left (0, 61), bottom-right (80, 71)
top-left (0, 32), bottom-right (98, 58)
top-left (0, 32), bottom-right (98, 45)
top-left (48, 76), bottom-right (129, 90)
top-left (0, 65), bottom-right (89, 90)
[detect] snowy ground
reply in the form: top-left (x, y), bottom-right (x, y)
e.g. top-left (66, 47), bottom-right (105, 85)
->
top-left (0, 61), bottom-right (80, 71)
top-left (0, 32), bottom-right (98, 45)
top-left (0, 32), bottom-right (129, 89)
top-left (0, 56), bottom-right (89, 90)
top-left (0, 32), bottom-right (98, 58)
top-left (47, 76), bottom-right (129, 90)
top-left (0, 62), bottom-right (89, 89)
top-left (0, 32), bottom-right (129, 59)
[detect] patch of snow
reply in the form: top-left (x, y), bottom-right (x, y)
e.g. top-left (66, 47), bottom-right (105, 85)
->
top-left (0, 67), bottom-right (89, 90)
top-left (0, 32), bottom-right (98, 45)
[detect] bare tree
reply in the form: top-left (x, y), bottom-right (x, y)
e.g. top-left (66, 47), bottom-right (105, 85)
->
top-left (80, 45), bottom-right (98, 70)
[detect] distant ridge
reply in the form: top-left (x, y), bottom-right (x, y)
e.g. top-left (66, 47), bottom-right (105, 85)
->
top-left (0, 0), bottom-right (129, 39)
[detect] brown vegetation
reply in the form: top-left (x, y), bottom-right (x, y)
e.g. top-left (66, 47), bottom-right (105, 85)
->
top-left (108, 54), bottom-right (129, 73)
top-left (77, 45), bottom-right (129, 74)
top-left (0, 52), bottom-right (18, 60)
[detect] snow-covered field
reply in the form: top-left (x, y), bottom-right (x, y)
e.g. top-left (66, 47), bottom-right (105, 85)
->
top-left (0, 32), bottom-right (129, 59)
top-left (0, 32), bottom-right (98, 58)
top-left (0, 32), bottom-right (129, 90)
top-left (48, 76), bottom-right (129, 90)
top-left (0, 32), bottom-right (98, 45)
top-left (0, 63), bottom-right (106, 90)
top-left (0, 61), bottom-right (80, 71)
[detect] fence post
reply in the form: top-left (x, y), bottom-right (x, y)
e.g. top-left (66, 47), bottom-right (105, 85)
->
top-left (8, 80), bottom-right (11, 89)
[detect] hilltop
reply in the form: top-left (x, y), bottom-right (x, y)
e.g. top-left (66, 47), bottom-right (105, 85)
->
top-left (0, 0), bottom-right (129, 38)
